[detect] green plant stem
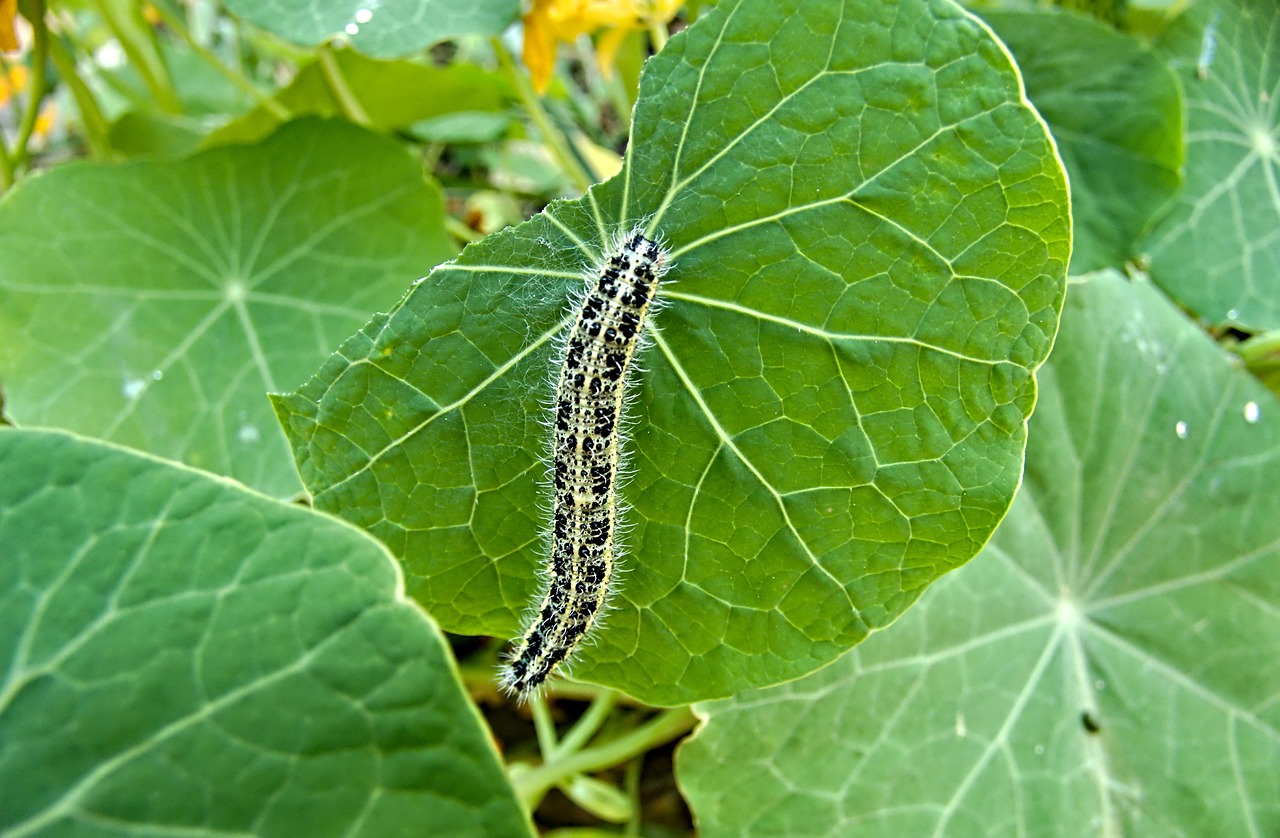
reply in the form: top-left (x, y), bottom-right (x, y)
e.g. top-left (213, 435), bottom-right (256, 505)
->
top-left (623, 755), bottom-right (643, 837)
top-left (606, 73), bottom-right (634, 132)
top-left (531, 694), bottom-right (559, 755)
top-left (648, 21), bottom-right (669, 52)
top-left (1236, 330), bottom-right (1280, 365)
top-left (554, 690), bottom-right (617, 757)
top-left (513, 706), bottom-right (697, 808)
top-left (317, 44), bottom-right (372, 127)
top-left (0, 137), bottom-right (13, 192)
top-left (490, 37), bottom-right (593, 194)
top-left (444, 215), bottom-right (482, 245)
top-left (12, 0), bottom-right (49, 172)
top-left (45, 34), bottom-right (112, 158)
top-left (150, 2), bottom-right (289, 120)
top-left (90, 0), bottom-right (181, 113)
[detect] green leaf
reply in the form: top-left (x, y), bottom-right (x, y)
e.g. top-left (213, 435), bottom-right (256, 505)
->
top-left (205, 48), bottom-right (511, 148)
top-left (107, 112), bottom-right (204, 158)
top-left (275, 0), bottom-right (1070, 705)
top-left (0, 428), bottom-right (533, 837)
top-left (677, 271), bottom-right (1280, 836)
top-left (982, 8), bottom-right (1183, 274)
top-left (221, 0), bottom-right (519, 57)
top-left (1142, 0), bottom-right (1280, 330)
top-left (409, 111), bottom-right (513, 144)
top-left (0, 118), bottom-right (453, 498)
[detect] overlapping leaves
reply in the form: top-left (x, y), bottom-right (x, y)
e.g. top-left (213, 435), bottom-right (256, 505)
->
top-left (275, 0), bottom-right (1070, 705)
top-left (1143, 0), bottom-right (1280, 330)
top-left (678, 272), bottom-right (1280, 836)
top-left (982, 8), bottom-right (1183, 274)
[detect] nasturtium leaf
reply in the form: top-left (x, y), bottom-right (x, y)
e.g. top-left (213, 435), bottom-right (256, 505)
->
top-left (1142, 0), bottom-right (1280, 330)
top-left (0, 117), bottom-right (453, 498)
top-left (221, 0), bottom-right (518, 58)
top-left (108, 112), bottom-right (204, 158)
top-left (409, 111), bottom-right (513, 144)
top-left (677, 271), bottom-right (1280, 836)
top-left (205, 48), bottom-right (511, 148)
top-left (274, 0), bottom-right (1070, 705)
top-left (982, 9), bottom-right (1183, 274)
top-left (0, 429), bottom-right (533, 838)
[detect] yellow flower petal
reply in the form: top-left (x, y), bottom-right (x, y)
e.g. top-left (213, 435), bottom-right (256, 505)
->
top-left (0, 0), bottom-right (20, 53)
top-left (34, 100), bottom-right (57, 138)
top-left (523, 0), bottom-right (684, 94)
top-left (523, 0), bottom-right (560, 94)
top-left (595, 26), bottom-right (629, 80)
top-left (0, 63), bottom-right (27, 103)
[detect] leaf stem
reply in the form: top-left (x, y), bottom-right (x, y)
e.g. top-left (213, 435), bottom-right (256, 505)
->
top-left (90, 0), bottom-right (180, 113)
top-left (648, 21), bottom-right (669, 52)
top-left (490, 36), bottom-right (593, 194)
top-left (11, 0), bottom-right (49, 172)
top-left (0, 134), bottom-right (13, 192)
top-left (444, 214), bottom-right (482, 245)
top-left (1236, 330), bottom-right (1280, 365)
top-left (150, 2), bottom-right (289, 120)
top-left (530, 694), bottom-right (559, 755)
top-left (45, 33), bottom-right (112, 158)
top-left (554, 689), bottom-right (617, 757)
top-left (316, 43), bottom-right (372, 127)
top-left (623, 755), bottom-right (643, 836)
top-left (512, 705), bottom-right (697, 807)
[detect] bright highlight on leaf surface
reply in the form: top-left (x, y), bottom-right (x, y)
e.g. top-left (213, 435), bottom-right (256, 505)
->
top-left (0, 429), bottom-right (533, 838)
top-left (276, 0), bottom-right (1070, 705)
top-left (678, 271), bottom-right (1280, 836)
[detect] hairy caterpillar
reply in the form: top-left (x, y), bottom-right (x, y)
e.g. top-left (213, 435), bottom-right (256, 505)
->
top-left (501, 230), bottom-right (669, 699)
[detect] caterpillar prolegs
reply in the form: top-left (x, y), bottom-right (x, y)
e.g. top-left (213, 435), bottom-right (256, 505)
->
top-left (501, 230), bottom-right (669, 699)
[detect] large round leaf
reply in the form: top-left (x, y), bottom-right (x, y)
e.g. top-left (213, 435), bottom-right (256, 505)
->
top-left (677, 271), bottom-right (1280, 836)
top-left (0, 429), bottom-right (532, 837)
top-left (0, 118), bottom-right (453, 497)
top-left (275, 0), bottom-right (1070, 705)
top-left (1142, 0), bottom-right (1280, 330)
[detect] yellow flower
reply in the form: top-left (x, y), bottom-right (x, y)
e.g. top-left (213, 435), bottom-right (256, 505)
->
top-left (33, 99), bottom-right (56, 139)
top-left (0, 63), bottom-right (27, 104)
top-left (523, 0), bottom-right (682, 94)
top-left (1, 0), bottom-right (19, 53)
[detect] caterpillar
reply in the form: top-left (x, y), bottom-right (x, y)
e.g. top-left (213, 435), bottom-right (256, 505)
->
top-left (501, 230), bottom-right (669, 699)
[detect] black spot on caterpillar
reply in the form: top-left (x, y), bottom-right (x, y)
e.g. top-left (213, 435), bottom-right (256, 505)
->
top-left (501, 230), bottom-right (669, 699)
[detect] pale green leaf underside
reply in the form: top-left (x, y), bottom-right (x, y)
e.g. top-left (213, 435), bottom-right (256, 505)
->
top-left (276, 0), bottom-right (1070, 705)
top-left (983, 8), bottom-right (1183, 275)
top-left (0, 429), bottom-right (532, 838)
top-left (222, 0), bottom-right (518, 57)
top-left (0, 118), bottom-right (453, 497)
top-left (678, 272), bottom-right (1280, 836)
top-left (1143, 0), bottom-right (1280, 330)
